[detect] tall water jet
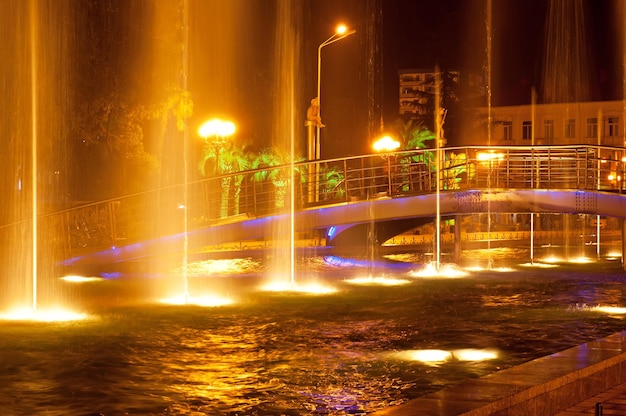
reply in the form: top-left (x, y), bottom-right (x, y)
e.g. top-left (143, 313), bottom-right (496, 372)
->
top-left (0, 0), bottom-right (73, 314)
top-left (540, 0), bottom-right (594, 104)
top-left (266, 0), bottom-right (304, 288)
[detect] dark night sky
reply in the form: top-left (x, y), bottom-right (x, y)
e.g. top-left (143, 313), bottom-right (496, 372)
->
top-left (298, 0), bottom-right (624, 156)
top-left (382, 0), bottom-right (623, 109)
top-left (72, 0), bottom-right (626, 163)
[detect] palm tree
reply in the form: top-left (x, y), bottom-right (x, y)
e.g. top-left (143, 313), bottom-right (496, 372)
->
top-left (198, 139), bottom-right (249, 218)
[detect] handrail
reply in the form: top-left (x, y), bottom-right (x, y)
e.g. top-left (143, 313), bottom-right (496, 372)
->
top-left (5, 144), bottom-right (626, 259)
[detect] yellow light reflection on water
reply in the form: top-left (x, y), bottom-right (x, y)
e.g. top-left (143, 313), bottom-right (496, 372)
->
top-left (260, 281), bottom-right (337, 294)
top-left (344, 275), bottom-right (411, 286)
top-left (159, 294), bottom-right (234, 307)
top-left (0, 307), bottom-right (88, 322)
top-left (181, 258), bottom-right (261, 276)
top-left (409, 262), bottom-right (469, 278)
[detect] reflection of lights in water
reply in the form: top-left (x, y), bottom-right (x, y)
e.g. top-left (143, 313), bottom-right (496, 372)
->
top-left (344, 275), bottom-right (411, 286)
top-left (61, 275), bottom-right (104, 283)
top-left (179, 258), bottom-right (261, 276)
top-left (569, 256), bottom-right (592, 264)
top-left (159, 295), bottom-right (234, 307)
top-left (260, 281), bottom-right (337, 294)
top-left (392, 348), bottom-right (498, 364)
top-left (520, 262), bottom-right (558, 268)
top-left (0, 307), bottom-right (88, 321)
top-left (409, 262), bottom-right (468, 278)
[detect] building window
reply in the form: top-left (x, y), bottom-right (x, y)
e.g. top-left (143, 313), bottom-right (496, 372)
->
top-left (565, 119), bottom-right (575, 139)
top-left (608, 117), bottom-right (619, 137)
top-left (586, 117), bottom-right (598, 138)
top-left (544, 120), bottom-right (554, 139)
top-left (502, 121), bottom-right (512, 141)
top-left (522, 121), bottom-right (532, 140)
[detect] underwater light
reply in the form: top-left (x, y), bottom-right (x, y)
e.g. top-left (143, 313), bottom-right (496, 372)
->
top-left (393, 348), bottom-right (498, 364)
top-left (453, 348), bottom-right (499, 361)
top-left (595, 306), bottom-right (626, 315)
top-left (405, 349), bottom-right (452, 363)
top-left (159, 294), bottom-right (234, 307)
top-left (61, 275), bottom-right (104, 283)
top-left (520, 262), bottom-right (558, 268)
top-left (410, 262), bottom-right (468, 278)
top-left (569, 256), bottom-right (592, 264)
top-left (344, 275), bottom-right (411, 286)
top-left (541, 255), bottom-right (563, 263)
top-left (0, 307), bottom-right (88, 322)
top-left (260, 281), bottom-right (337, 294)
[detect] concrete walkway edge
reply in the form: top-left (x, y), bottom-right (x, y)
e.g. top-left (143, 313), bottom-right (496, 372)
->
top-left (375, 331), bottom-right (626, 416)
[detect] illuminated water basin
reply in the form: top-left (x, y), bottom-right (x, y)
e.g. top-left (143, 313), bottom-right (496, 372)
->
top-left (2, 258), bottom-right (626, 414)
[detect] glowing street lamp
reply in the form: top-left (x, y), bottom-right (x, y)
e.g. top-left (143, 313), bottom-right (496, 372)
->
top-left (373, 135), bottom-right (400, 153)
top-left (197, 118), bottom-right (236, 175)
top-left (373, 135), bottom-right (400, 195)
top-left (314, 24), bottom-right (356, 161)
top-left (198, 118), bottom-right (236, 144)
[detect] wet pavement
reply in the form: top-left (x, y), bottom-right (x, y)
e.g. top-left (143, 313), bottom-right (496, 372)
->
top-left (375, 331), bottom-right (626, 416)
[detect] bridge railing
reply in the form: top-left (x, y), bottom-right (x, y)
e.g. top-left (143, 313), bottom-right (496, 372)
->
top-left (45, 145), bottom-right (626, 257)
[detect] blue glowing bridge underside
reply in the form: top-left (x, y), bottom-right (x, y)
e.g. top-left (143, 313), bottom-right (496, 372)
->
top-left (63, 189), bottom-right (626, 267)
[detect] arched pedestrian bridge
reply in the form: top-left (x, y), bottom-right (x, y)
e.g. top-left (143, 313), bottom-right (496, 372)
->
top-left (59, 145), bottom-right (626, 267)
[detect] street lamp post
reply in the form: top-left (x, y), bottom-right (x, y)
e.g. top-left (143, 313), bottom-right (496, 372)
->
top-left (308, 24), bottom-right (355, 203)
top-left (198, 118), bottom-right (236, 175)
top-left (373, 135), bottom-right (400, 195)
top-left (315, 24), bottom-right (356, 161)
top-left (198, 118), bottom-right (236, 218)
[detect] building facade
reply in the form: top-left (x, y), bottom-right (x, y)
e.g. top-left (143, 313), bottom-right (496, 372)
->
top-left (478, 100), bottom-right (624, 147)
top-left (398, 68), bottom-right (461, 117)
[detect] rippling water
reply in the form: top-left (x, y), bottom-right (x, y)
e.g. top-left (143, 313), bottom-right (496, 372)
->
top-left (2, 254), bottom-right (626, 415)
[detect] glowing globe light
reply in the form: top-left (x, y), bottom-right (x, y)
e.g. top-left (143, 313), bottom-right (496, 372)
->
top-left (197, 118), bottom-right (236, 139)
top-left (373, 135), bottom-right (400, 153)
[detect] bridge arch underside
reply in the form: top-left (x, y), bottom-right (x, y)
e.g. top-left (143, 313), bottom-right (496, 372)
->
top-left (63, 189), bottom-right (626, 267)
top-left (325, 189), bottom-right (626, 248)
